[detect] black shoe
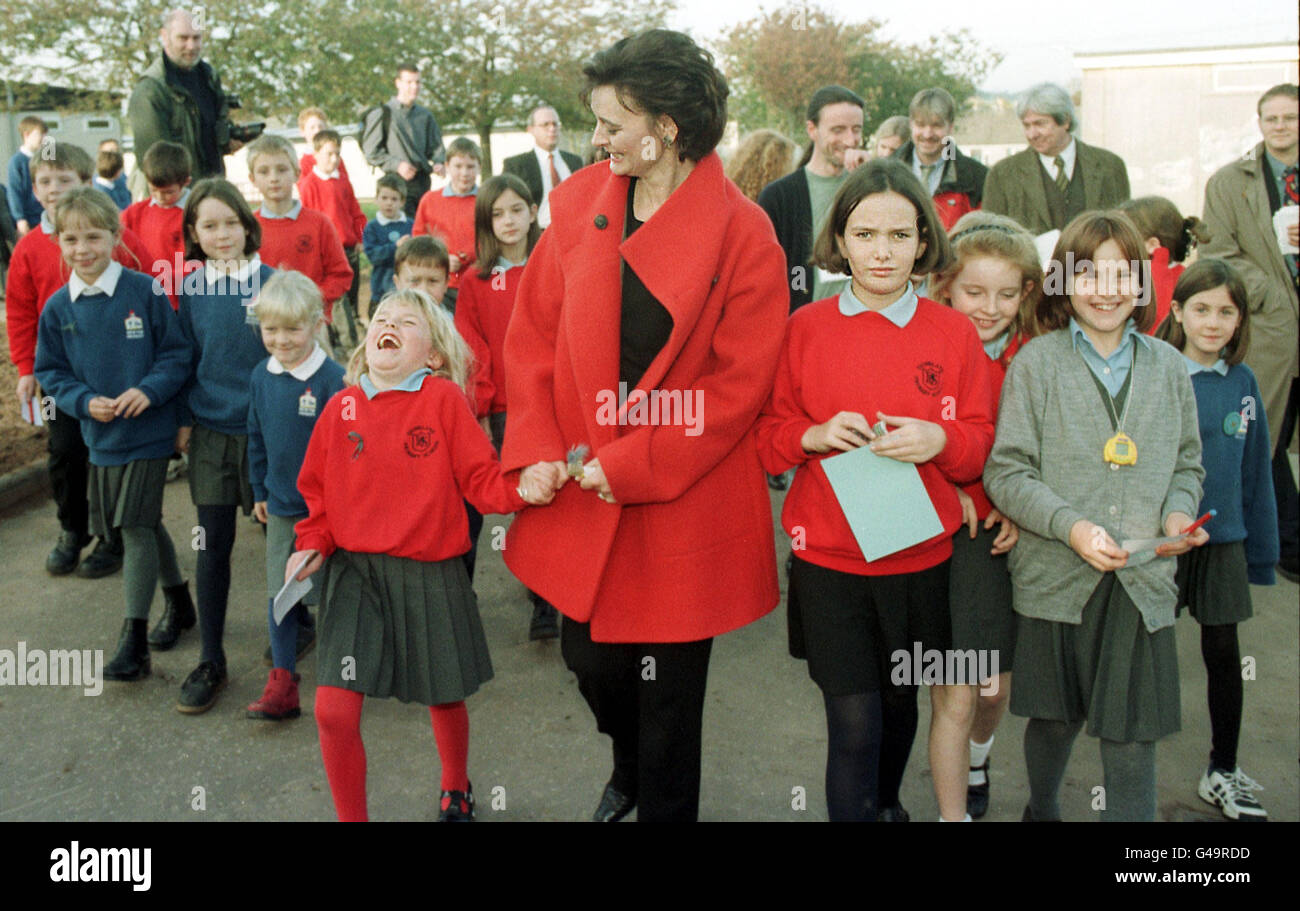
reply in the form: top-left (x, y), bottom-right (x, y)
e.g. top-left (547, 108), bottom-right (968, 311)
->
top-left (592, 782), bottom-right (636, 822)
top-left (263, 610), bottom-right (317, 665)
top-left (177, 661), bottom-right (227, 714)
top-left (529, 599), bottom-right (559, 641)
top-left (75, 537), bottom-right (124, 579)
top-left (968, 757), bottom-right (991, 819)
top-left (103, 619), bottom-right (151, 681)
top-left (438, 780), bottom-right (475, 822)
top-left (148, 582), bottom-right (196, 650)
top-left (1021, 804), bottom-right (1062, 822)
top-left (876, 803), bottom-right (910, 822)
top-left (46, 530), bottom-right (90, 576)
top-left (766, 472), bottom-right (788, 491)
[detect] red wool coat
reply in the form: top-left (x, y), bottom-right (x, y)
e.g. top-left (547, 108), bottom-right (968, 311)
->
top-left (501, 152), bottom-right (788, 643)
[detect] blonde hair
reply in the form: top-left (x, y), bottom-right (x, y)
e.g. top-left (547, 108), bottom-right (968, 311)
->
top-left (245, 134), bottom-right (300, 177)
top-left (345, 289), bottom-right (474, 393)
top-left (929, 211), bottom-right (1043, 341)
top-left (254, 270), bottom-right (323, 327)
top-left (725, 129), bottom-right (796, 202)
top-left (53, 186), bottom-right (123, 236)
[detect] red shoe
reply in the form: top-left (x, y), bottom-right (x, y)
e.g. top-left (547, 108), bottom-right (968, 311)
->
top-left (246, 668), bottom-right (301, 720)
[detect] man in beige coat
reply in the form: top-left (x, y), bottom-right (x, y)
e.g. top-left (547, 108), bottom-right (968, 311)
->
top-left (982, 83), bottom-right (1130, 236)
top-left (1201, 83), bottom-right (1299, 581)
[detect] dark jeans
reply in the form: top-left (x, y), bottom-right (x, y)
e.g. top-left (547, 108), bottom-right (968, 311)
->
top-left (561, 617), bottom-right (714, 822)
top-left (47, 407), bottom-right (90, 540)
top-left (400, 170), bottom-right (431, 220)
top-left (1274, 377), bottom-right (1299, 563)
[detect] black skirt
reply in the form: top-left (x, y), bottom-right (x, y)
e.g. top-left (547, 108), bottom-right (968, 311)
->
top-left (1175, 541), bottom-right (1253, 626)
top-left (316, 549), bottom-right (494, 706)
top-left (949, 525), bottom-right (1016, 673)
top-left (89, 458), bottom-right (169, 537)
top-left (187, 424), bottom-right (253, 512)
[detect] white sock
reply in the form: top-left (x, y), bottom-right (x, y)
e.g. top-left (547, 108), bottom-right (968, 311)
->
top-left (969, 736), bottom-right (994, 785)
top-left (939, 814), bottom-right (973, 822)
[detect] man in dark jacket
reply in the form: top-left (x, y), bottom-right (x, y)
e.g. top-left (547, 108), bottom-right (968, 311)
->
top-left (502, 106), bottom-right (584, 229)
top-left (128, 9), bottom-right (240, 190)
top-left (891, 87), bottom-right (987, 232)
top-left (361, 64), bottom-right (446, 219)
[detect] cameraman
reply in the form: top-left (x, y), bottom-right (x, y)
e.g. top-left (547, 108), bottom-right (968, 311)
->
top-left (128, 8), bottom-right (250, 192)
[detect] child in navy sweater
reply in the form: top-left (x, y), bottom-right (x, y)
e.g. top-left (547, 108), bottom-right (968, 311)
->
top-left (1157, 258), bottom-right (1278, 820)
top-left (34, 188), bottom-right (192, 681)
top-left (173, 178), bottom-right (279, 714)
top-left (362, 173), bottom-right (414, 311)
top-left (246, 270), bottom-right (347, 720)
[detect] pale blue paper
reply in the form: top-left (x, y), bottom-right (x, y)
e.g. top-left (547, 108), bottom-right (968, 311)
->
top-left (820, 445), bottom-right (944, 562)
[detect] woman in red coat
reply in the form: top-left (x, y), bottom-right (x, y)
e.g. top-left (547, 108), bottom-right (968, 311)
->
top-left (502, 29), bottom-right (788, 822)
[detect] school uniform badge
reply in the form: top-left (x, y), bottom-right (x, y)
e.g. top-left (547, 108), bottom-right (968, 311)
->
top-left (404, 425), bottom-right (439, 457)
top-left (298, 388), bottom-right (317, 417)
top-left (388, 231), bottom-right (401, 243)
top-left (296, 235), bottom-right (312, 254)
top-left (244, 301), bottom-right (259, 325)
top-left (914, 361), bottom-right (943, 396)
top-left (124, 311), bottom-right (144, 339)
top-left (1223, 410), bottom-right (1248, 439)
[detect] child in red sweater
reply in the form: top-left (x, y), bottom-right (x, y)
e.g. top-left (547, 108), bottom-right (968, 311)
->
top-left (298, 129), bottom-right (367, 347)
top-left (122, 141), bottom-right (192, 306)
top-left (297, 107), bottom-right (350, 180)
top-left (927, 210), bottom-right (1042, 819)
top-left (1118, 196), bottom-right (1210, 334)
top-left (289, 288), bottom-right (550, 821)
top-left (6, 142), bottom-right (154, 578)
top-left (245, 134), bottom-right (352, 331)
top-left (412, 137), bottom-right (480, 311)
top-left (756, 159), bottom-right (995, 822)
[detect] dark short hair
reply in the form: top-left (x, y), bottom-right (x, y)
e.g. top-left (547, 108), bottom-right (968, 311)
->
top-left (376, 173), bottom-right (406, 197)
top-left (1155, 257), bottom-right (1252, 366)
top-left (446, 137), bottom-right (482, 164)
top-left (812, 157), bottom-right (951, 277)
top-left (141, 140), bottom-right (192, 186)
top-left (474, 174), bottom-right (539, 279)
top-left (1039, 210), bottom-right (1154, 333)
top-left (581, 29), bottom-right (728, 163)
top-left (395, 234), bottom-right (449, 275)
top-left (96, 148), bottom-right (125, 179)
top-left (313, 129), bottom-right (342, 151)
top-left (1257, 83), bottom-right (1298, 115)
top-left (1117, 196), bottom-right (1210, 263)
top-left (807, 85), bottom-right (865, 125)
top-left (397, 63), bottom-right (419, 77)
top-left (183, 177), bottom-right (261, 260)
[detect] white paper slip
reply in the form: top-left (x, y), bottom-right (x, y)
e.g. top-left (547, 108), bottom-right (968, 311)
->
top-left (820, 444), bottom-right (944, 562)
top-left (1274, 206), bottom-right (1298, 255)
top-left (20, 396), bottom-right (45, 426)
top-left (273, 552), bottom-right (313, 624)
top-left (1034, 230), bottom-right (1061, 268)
top-left (1120, 534), bottom-right (1185, 554)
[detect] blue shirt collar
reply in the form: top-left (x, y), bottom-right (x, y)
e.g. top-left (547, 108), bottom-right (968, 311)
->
top-left (40, 210), bottom-right (55, 234)
top-left (1183, 355), bottom-right (1229, 376)
top-left (442, 184), bottom-right (477, 199)
top-left (1265, 151), bottom-right (1293, 178)
top-left (837, 281), bottom-right (919, 327)
top-left (497, 255), bottom-right (527, 271)
top-left (259, 200), bottom-right (302, 220)
top-left (359, 367), bottom-right (432, 400)
top-left (983, 331), bottom-right (1011, 361)
top-left (1069, 316), bottom-right (1149, 359)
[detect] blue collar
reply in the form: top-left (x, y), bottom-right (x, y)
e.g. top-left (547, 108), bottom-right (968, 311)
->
top-left (837, 282), bottom-right (919, 327)
top-left (1184, 355), bottom-right (1229, 376)
top-left (983, 331), bottom-right (1011, 360)
top-left (497, 255), bottom-right (527, 271)
top-left (259, 201), bottom-right (302, 220)
top-left (1069, 317), bottom-right (1149, 359)
top-left (442, 184), bottom-right (477, 199)
top-left (359, 367), bottom-right (432, 400)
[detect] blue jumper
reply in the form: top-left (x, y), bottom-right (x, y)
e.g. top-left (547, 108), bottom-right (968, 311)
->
top-left (362, 215), bottom-right (414, 302)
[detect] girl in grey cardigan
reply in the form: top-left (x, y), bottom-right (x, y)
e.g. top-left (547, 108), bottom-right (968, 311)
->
top-left (983, 211), bottom-right (1207, 821)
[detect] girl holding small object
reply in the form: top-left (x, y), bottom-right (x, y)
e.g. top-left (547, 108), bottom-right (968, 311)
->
top-left (928, 210), bottom-right (1042, 818)
top-left (1156, 258), bottom-right (1277, 821)
top-left (984, 210), bottom-right (1207, 822)
top-left (756, 158), bottom-right (996, 822)
top-left (289, 289), bottom-right (542, 822)
top-left (34, 187), bottom-right (192, 682)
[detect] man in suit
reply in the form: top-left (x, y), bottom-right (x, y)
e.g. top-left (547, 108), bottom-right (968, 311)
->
top-left (982, 82), bottom-right (1130, 236)
top-left (1201, 83), bottom-right (1300, 581)
top-left (503, 105), bottom-right (584, 229)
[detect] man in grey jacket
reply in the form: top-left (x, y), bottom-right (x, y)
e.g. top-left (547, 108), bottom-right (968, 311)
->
top-left (362, 64), bottom-right (446, 218)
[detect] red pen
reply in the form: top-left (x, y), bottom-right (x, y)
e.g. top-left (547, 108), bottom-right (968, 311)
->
top-left (1180, 509), bottom-right (1216, 536)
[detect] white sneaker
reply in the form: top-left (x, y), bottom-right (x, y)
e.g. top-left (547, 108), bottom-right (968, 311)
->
top-left (1198, 766), bottom-right (1268, 821)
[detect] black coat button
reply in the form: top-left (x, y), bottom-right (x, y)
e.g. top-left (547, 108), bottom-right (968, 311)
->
top-left (594, 215), bottom-right (607, 229)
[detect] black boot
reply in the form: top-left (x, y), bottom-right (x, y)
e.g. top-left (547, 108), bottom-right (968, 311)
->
top-left (148, 582), bottom-right (196, 650)
top-left (104, 619), bottom-right (151, 681)
top-left (46, 529), bottom-right (90, 576)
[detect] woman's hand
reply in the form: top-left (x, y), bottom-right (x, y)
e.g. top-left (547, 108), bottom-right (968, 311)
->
top-left (286, 549), bottom-right (322, 583)
top-left (519, 461), bottom-right (566, 505)
top-left (579, 457), bottom-right (616, 503)
top-left (113, 387), bottom-right (151, 418)
top-left (175, 426), bottom-right (193, 454)
top-left (800, 411), bottom-right (872, 454)
top-left (987, 508), bottom-right (1019, 555)
top-left (87, 396), bottom-right (117, 423)
top-left (956, 486), bottom-right (978, 538)
top-left (1154, 512), bottom-right (1210, 558)
top-left (869, 412), bottom-right (946, 463)
top-left (1068, 520), bottom-right (1128, 572)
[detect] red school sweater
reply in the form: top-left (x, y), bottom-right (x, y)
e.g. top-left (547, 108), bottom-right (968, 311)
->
top-left (454, 265), bottom-right (522, 417)
top-left (960, 331), bottom-right (1027, 520)
top-left (1145, 245), bottom-right (1182, 336)
top-left (297, 169), bottom-right (368, 248)
top-left (256, 207), bottom-right (354, 321)
top-left (122, 199), bottom-right (185, 266)
top-left (412, 190), bottom-right (476, 290)
top-left (756, 295), bottom-right (997, 576)
top-left (294, 374), bottom-right (527, 562)
top-left (5, 226), bottom-right (157, 375)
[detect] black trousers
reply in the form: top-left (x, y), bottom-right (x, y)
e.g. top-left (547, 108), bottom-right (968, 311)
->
top-left (1273, 377), bottom-right (1299, 562)
top-left (561, 617), bottom-right (713, 822)
top-left (400, 170), bottom-right (431, 220)
top-left (47, 407), bottom-right (90, 539)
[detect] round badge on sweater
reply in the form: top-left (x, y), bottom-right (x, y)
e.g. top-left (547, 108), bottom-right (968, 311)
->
top-left (1222, 411), bottom-right (1242, 437)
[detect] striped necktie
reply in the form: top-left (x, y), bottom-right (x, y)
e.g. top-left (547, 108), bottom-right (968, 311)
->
top-left (1053, 156), bottom-right (1069, 194)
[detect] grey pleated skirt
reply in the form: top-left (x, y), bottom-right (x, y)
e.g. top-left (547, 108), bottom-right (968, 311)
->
top-left (1175, 541), bottom-right (1253, 626)
top-left (315, 549), bottom-right (494, 706)
top-left (187, 423), bottom-right (253, 513)
top-left (949, 525), bottom-right (1016, 673)
top-left (1011, 573), bottom-right (1180, 743)
top-left (89, 457), bottom-right (169, 537)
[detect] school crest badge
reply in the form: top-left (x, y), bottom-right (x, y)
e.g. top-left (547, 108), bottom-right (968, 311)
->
top-left (124, 311), bottom-right (144, 339)
top-left (914, 361), bottom-right (943, 396)
top-left (296, 234), bottom-right (312, 254)
top-left (298, 388), bottom-right (317, 417)
top-left (404, 425), bottom-right (439, 458)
